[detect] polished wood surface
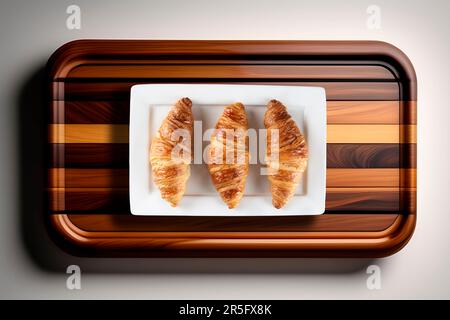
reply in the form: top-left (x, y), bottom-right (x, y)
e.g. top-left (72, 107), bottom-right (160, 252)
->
top-left (49, 124), bottom-right (416, 144)
top-left (53, 81), bottom-right (400, 101)
top-left (49, 143), bottom-right (416, 168)
top-left (49, 187), bottom-right (411, 212)
top-left (48, 168), bottom-right (415, 188)
top-left (46, 40), bottom-right (417, 257)
top-left (67, 65), bottom-right (396, 80)
top-left (67, 214), bottom-right (399, 232)
top-left (52, 100), bottom-right (416, 124)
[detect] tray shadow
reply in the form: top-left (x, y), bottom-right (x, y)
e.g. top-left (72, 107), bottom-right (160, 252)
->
top-left (17, 64), bottom-right (381, 275)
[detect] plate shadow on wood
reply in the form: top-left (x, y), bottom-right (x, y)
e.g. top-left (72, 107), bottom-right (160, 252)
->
top-left (17, 64), bottom-right (379, 274)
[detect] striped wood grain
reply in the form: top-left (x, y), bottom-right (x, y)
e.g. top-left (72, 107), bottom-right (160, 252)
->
top-left (52, 81), bottom-right (400, 101)
top-left (47, 167), bottom-right (416, 213)
top-left (46, 40), bottom-right (417, 257)
top-left (49, 143), bottom-right (416, 168)
top-left (66, 65), bottom-right (396, 80)
top-left (49, 124), bottom-right (417, 144)
top-left (51, 100), bottom-right (416, 124)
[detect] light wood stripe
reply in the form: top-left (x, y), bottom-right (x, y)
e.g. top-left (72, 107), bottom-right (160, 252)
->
top-left (327, 125), bottom-right (416, 143)
top-left (66, 65), bottom-right (395, 80)
top-left (327, 169), bottom-right (416, 188)
top-left (49, 124), bottom-right (416, 144)
top-left (50, 124), bottom-right (129, 143)
top-left (48, 168), bottom-right (416, 188)
top-left (327, 101), bottom-right (399, 124)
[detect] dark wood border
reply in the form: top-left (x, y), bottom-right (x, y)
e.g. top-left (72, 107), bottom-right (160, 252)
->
top-left (49, 214), bottom-right (415, 257)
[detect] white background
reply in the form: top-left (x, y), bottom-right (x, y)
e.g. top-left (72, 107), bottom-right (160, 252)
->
top-left (0, 0), bottom-right (448, 299)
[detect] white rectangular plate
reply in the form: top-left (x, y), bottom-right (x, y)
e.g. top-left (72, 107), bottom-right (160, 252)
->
top-left (129, 84), bottom-right (326, 216)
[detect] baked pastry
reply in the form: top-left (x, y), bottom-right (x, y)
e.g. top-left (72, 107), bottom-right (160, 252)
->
top-left (150, 97), bottom-right (193, 207)
top-left (207, 103), bottom-right (249, 208)
top-left (264, 99), bottom-right (308, 209)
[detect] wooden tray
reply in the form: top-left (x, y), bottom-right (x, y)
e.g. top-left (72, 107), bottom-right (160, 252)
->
top-left (47, 40), bottom-right (416, 257)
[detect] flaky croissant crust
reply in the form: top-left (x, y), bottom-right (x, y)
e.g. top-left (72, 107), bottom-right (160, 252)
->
top-left (265, 99), bottom-right (308, 209)
top-left (208, 103), bottom-right (249, 209)
top-left (150, 97), bottom-right (193, 207)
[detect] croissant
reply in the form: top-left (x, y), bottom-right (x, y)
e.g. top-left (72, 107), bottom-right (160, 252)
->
top-left (150, 97), bottom-right (193, 207)
top-left (208, 103), bottom-right (249, 209)
top-left (264, 99), bottom-right (308, 209)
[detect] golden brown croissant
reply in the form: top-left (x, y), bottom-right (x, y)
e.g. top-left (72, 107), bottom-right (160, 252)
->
top-left (264, 99), bottom-right (308, 209)
top-left (207, 103), bottom-right (249, 209)
top-left (150, 97), bottom-right (193, 207)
